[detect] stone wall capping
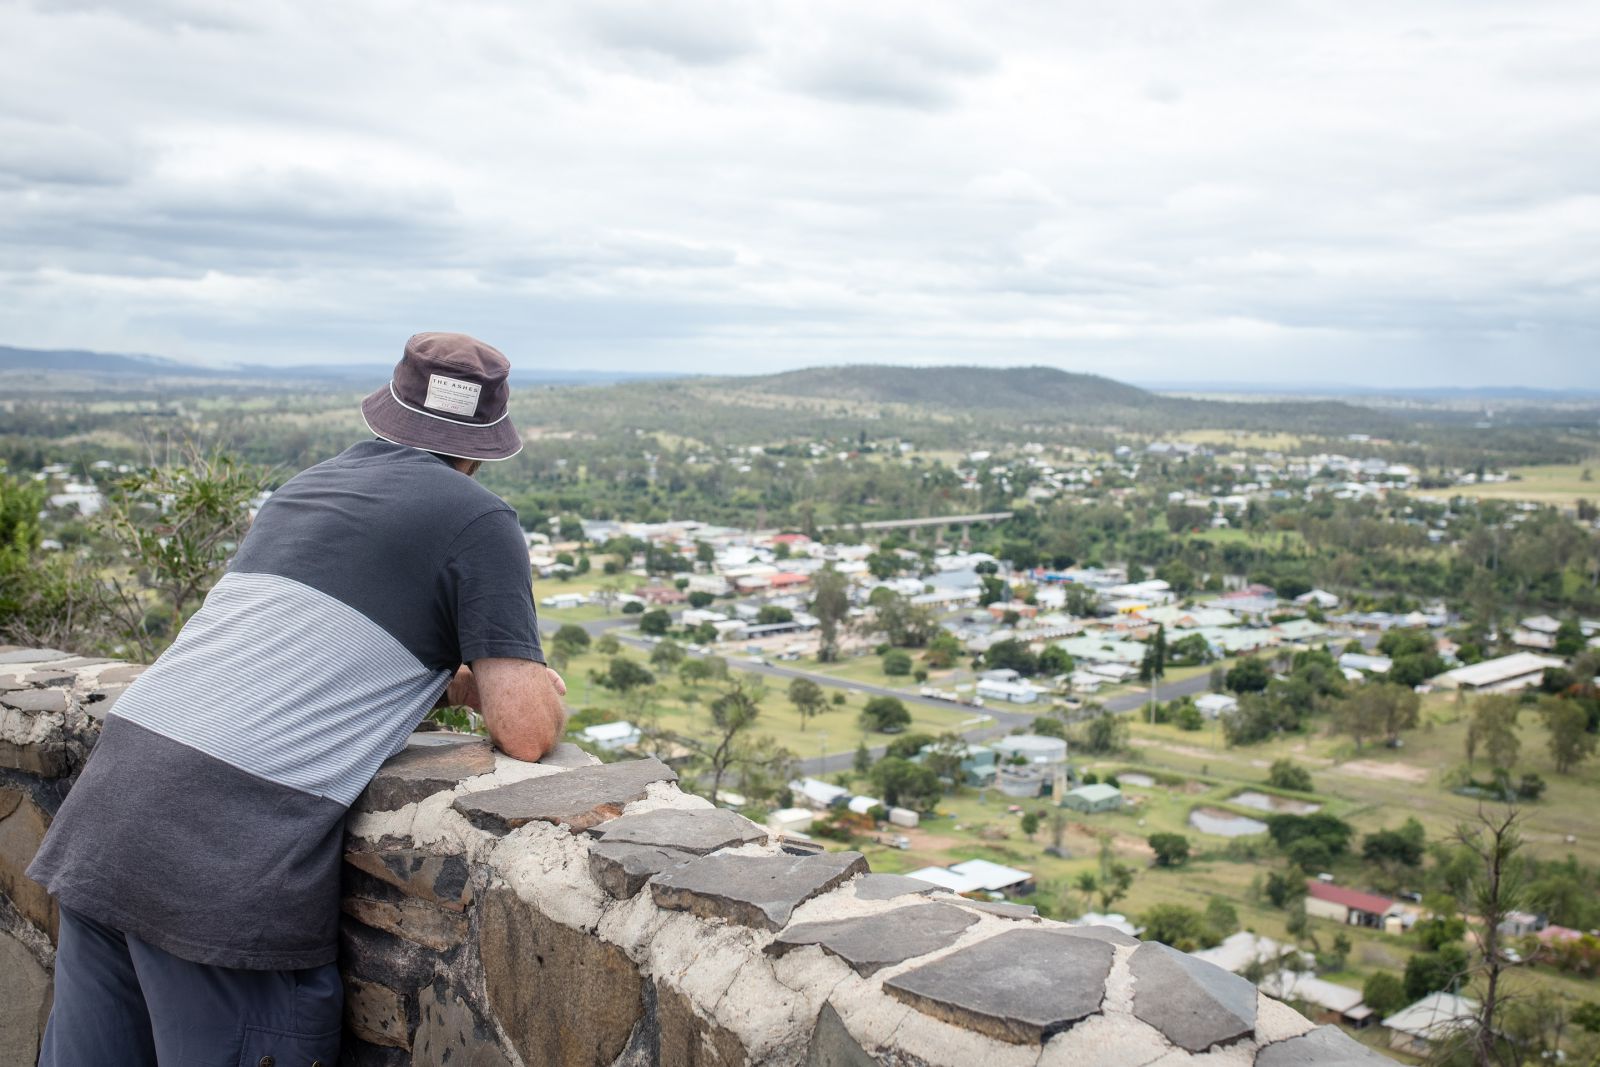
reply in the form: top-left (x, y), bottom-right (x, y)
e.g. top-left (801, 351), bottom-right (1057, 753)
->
top-left (451, 756), bottom-right (677, 834)
top-left (884, 927), bottom-right (1115, 1045)
top-left (1130, 940), bottom-right (1259, 1053)
top-left (649, 850), bottom-right (870, 932)
top-left (587, 806), bottom-right (769, 855)
top-left (767, 901), bottom-right (980, 976)
top-left (0, 645), bottom-right (1376, 1067)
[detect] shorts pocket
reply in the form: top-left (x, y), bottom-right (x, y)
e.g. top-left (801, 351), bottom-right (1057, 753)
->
top-left (236, 1022), bottom-right (341, 1067)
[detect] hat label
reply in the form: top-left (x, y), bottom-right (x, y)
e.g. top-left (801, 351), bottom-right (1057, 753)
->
top-left (423, 374), bottom-right (482, 417)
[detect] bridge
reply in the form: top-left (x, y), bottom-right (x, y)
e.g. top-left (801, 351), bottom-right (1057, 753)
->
top-left (818, 510), bottom-right (1013, 546)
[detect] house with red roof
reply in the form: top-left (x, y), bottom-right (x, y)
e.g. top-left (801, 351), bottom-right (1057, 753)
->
top-left (1304, 880), bottom-right (1403, 933)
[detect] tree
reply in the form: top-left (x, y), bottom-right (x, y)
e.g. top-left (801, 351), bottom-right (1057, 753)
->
top-left (1450, 806), bottom-right (1529, 1065)
top-left (1540, 696), bottom-right (1597, 774)
top-left (1362, 818), bottom-right (1427, 874)
top-left (786, 677), bottom-right (827, 732)
top-left (983, 638), bottom-right (1038, 676)
top-left (1138, 625), bottom-right (1167, 685)
top-left (860, 695), bottom-right (911, 733)
top-left (1361, 972), bottom-right (1408, 1020)
top-left (97, 447), bottom-right (271, 659)
top-left (649, 639), bottom-right (686, 668)
top-left (552, 623), bottom-right (592, 651)
top-left (1267, 759), bottom-right (1314, 793)
top-left (1168, 633), bottom-right (1214, 667)
top-left (874, 594), bottom-right (939, 648)
top-left (638, 608), bottom-right (671, 636)
top-left (1225, 657), bottom-right (1270, 694)
top-left (0, 470), bottom-right (96, 651)
top-left (881, 648), bottom-right (913, 676)
top-left (1140, 904), bottom-right (1214, 951)
top-left (1148, 832), bottom-right (1191, 867)
top-left (687, 590), bottom-right (715, 609)
top-left (920, 733), bottom-right (969, 784)
top-left (1020, 811), bottom-right (1041, 840)
top-left (682, 677), bottom-right (765, 803)
top-left (1467, 694), bottom-right (1521, 770)
top-left (811, 565), bottom-right (850, 662)
top-left (1077, 708), bottom-right (1127, 755)
top-left (1333, 684), bottom-right (1419, 750)
top-left (1037, 644), bottom-right (1074, 675)
top-left (923, 630), bottom-right (963, 669)
top-left (1203, 897), bottom-right (1240, 944)
top-left (870, 757), bottom-right (943, 811)
top-left (595, 656), bottom-right (654, 692)
top-left (852, 742), bottom-right (872, 775)
top-left (1095, 833), bottom-right (1135, 911)
top-left (885, 733), bottom-right (936, 759)
top-left (756, 604), bottom-right (794, 625)
top-left (1403, 943), bottom-right (1469, 1002)
top-left (678, 657), bottom-right (714, 688)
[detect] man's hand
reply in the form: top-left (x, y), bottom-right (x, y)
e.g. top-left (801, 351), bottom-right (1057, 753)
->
top-left (469, 658), bottom-right (568, 762)
top-left (445, 664), bottom-right (565, 709)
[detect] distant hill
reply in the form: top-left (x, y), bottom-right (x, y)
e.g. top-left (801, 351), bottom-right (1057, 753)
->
top-left (722, 364), bottom-right (1156, 414)
top-left (0, 344), bottom-right (674, 387)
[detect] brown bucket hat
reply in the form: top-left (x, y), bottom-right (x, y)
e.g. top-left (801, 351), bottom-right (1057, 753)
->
top-left (360, 333), bottom-right (523, 461)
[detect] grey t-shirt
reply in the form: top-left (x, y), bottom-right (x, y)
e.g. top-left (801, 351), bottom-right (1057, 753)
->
top-left (29, 441), bottom-right (542, 968)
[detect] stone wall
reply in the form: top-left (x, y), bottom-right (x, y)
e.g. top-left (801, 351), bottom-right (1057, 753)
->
top-left (0, 645), bottom-right (1390, 1066)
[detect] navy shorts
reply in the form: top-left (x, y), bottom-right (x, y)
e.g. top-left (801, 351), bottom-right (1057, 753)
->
top-left (39, 906), bottom-right (342, 1067)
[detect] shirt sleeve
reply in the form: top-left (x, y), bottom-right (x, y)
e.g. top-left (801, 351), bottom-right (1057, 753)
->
top-left (441, 508), bottom-right (544, 665)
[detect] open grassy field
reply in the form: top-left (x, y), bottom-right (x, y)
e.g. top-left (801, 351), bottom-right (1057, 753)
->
top-left (1173, 429), bottom-right (1308, 452)
top-left (1422, 462), bottom-right (1600, 507)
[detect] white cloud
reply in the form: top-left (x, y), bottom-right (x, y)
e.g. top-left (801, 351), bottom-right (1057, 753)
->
top-left (0, 0), bottom-right (1596, 385)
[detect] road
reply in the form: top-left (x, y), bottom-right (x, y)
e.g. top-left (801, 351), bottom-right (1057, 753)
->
top-left (548, 611), bottom-right (1202, 778)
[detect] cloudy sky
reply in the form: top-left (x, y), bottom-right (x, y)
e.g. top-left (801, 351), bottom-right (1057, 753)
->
top-left (2, 0), bottom-right (1597, 386)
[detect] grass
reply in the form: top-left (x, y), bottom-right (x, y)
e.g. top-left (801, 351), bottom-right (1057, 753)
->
top-left (1422, 461), bottom-right (1600, 507)
top-left (1172, 430), bottom-right (1308, 452)
top-left (558, 645), bottom-right (973, 761)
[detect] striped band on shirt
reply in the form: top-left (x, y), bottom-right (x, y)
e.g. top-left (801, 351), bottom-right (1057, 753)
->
top-left (110, 570), bottom-right (451, 806)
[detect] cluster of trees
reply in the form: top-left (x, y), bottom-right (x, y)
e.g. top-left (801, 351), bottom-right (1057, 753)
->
top-left (1, 451), bottom-right (269, 658)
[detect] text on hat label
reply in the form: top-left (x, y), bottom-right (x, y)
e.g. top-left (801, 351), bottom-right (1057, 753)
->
top-left (423, 374), bottom-right (482, 417)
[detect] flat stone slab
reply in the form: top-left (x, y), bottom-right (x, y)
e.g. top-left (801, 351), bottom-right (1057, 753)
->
top-left (85, 687), bottom-right (127, 720)
top-left (781, 839), bottom-right (825, 856)
top-left (95, 664), bottom-right (146, 685)
top-left (883, 928), bottom-right (1113, 1044)
top-left (588, 841), bottom-right (696, 899)
top-left (1130, 941), bottom-right (1257, 1052)
top-left (650, 850), bottom-right (868, 931)
top-left (0, 649), bottom-right (69, 664)
top-left (22, 669), bottom-right (76, 687)
top-left (356, 734), bottom-right (496, 812)
top-left (768, 902), bottom-right (978, 976)
top-left (1257, 1025), bottom-right (1394, 1066)
top-left (452, 757), bottom-right (677, 834)
top-left (853, 873), bottom-right (941, 901)
top-left (1058, 924), bottom-right (1140, 946)
top-left (0, 690), bottom-right (69, 714)
top-left (589, 807), bottom-right (767, 854)
top-left (950, 898), bottom-right (1039, 921)
top-left (537, 741), bottom-right (597, 768)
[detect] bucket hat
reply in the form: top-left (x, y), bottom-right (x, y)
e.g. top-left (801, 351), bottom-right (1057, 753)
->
top-left (360, 332), bottom-right (522, 461)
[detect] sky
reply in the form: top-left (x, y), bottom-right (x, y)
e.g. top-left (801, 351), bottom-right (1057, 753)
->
top-left (1, 0), bottom-right (1597, 387)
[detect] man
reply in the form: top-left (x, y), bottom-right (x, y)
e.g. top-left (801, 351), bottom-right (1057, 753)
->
top-left (28, 333), bottom-right (566, 1066)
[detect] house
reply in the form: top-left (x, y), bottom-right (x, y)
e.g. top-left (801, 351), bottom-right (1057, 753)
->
top-left (789, 777), bottom-right (850, 810)
top-left (767, 808), bottom-right (814, 835)
top-left (1432, 652), bottom-right (1565, 693)
top-left (578, 720), bottom-right (641, 752)
top-left (1496, 911), bottom-right (1545, 938)
top-left (636, 585), bottom-right (688, 606)
top-left (1195, 693), bottom-right (1239, 719)
top-left (918, 743), bottom-right (997, 788)
top-left (1191, 931), bottom-right (1310, 975)
top-left (1260, 971), bottom-right (1373, 1029)
top-left (1519, 614), bottom-right (1562, 635)
top-left (976, 677), bottom-right (1042, 704)
top-left (539, 592), bottom-right (589, 610)
top-left (1338, 652), bottom-right (1392, 676)
top-left (905, 858), bottom-right (1036, 897)
top-left (1295, 589), bottom-right (1341, 610)
top-left (1303, 881), bottom-right (1402, 932)
top-left (1061, 783), bottom-right (1123, 813)
top-left (1273, 618), bottom-right (1327, 643)
top-left (1511, 628), bottom-right (1557, 651)
top-left (1066, 912), bottom-right (1141, 938)
top-left (1382, 992), bottom-right (1478, 1057)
